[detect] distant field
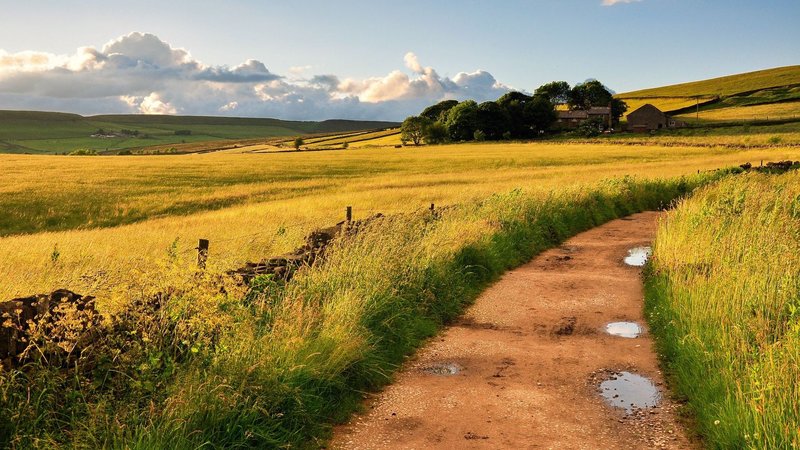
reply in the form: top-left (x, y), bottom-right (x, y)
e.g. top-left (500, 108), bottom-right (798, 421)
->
top-left (571, 121), bottom-right (800, 147)
top-left (349, 130), bottom-right (402, 148)
top-left (676, 100), bottom-right (800, 123)
top-left (304, 128), bottom-right (400, 148)
top-left (271, 128), bottom-right (401, 149)
top-left (0, 110), bottom-right (397, 154)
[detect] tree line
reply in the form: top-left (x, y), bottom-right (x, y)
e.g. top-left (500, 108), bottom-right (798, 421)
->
top-left (401, 79), bottom-right (628, 145)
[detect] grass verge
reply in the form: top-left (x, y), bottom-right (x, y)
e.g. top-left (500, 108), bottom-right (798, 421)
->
top-left (645, 171), bottom-right (800, 449)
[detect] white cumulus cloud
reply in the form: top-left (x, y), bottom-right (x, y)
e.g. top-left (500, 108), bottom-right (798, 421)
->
top-left (0, 33), bottom-right (514, 120)
top-left (138, 92), bottom-right (176, 114)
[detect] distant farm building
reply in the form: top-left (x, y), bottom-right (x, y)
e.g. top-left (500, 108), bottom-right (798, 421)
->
top-left (556, 106), bottom-right (612, 129)
top-left (626, 104), bottom-right (687, 132)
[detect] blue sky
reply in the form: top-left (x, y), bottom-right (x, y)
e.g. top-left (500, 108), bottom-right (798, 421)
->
top-left (0, 0), bottom-right (797, 120)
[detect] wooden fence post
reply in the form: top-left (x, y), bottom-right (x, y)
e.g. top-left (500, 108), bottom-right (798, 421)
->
top-left (346, 206), bottom-right (352, 223)
top-left (197, 239), bottom-right (209, 269)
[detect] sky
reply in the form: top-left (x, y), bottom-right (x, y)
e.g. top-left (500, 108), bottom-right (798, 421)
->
top-left (0, 0), bottom-right (797, 121)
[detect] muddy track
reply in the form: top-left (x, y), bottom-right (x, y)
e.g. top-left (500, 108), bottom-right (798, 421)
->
top-left (331, 211), bottom-right (693, 449)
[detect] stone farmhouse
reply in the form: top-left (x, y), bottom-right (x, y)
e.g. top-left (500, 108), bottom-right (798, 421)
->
top-left (556, 106), bottom-right (612, 129)
top-left (626, 104), bottom-right (687, 132)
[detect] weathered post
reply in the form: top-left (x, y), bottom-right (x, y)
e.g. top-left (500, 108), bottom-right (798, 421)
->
top-left (197, 239), bottom-right (209, 269)
top-left (346, 206), bottom-right (352, 223)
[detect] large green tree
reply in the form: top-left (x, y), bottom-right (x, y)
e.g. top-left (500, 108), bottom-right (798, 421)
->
top-left (569, 80), bottom-right (612, 110)
top-left (400, 115), bottom-right (432, 145)
top-left (444, 100), bottom-right (478, 141)
top-left (423, 122), bottom-right (448, 144)
top-left (534, 81), bottom-right (571, 106)
top-left (609, 98), bottom-right (629, 124)
top-left (568, 80), bottom-right (628, 122)
top-left (496, 91), bottom-right (534, 138)
top-left (475, 101), bottom-right (511, 140)
top-left (525, 96), bottom-right (558, 133)
top-left (420, 100), bottom-right (459, 122)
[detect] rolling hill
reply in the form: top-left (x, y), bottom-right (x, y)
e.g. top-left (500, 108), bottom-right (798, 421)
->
top-left (0, 110), bottom-right (398, 154)
top-left (616, 65), bottom-right (800, 123)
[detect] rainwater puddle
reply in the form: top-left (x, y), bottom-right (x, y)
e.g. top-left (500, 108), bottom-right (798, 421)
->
top-left (600, 371), bottom-right (661, 413)
top-left (605, 321), bottom-right (642, 338)
top-left (624, 246), bottom-right (652, 267)
top-left (421, 362), bottom-right (462, 376)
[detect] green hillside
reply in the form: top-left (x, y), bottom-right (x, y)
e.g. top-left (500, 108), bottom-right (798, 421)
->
top-left (619, 65), bottom-right (800, 99)
top-left (617, 66), bottom-right (800, 123)
top-left (0, 110), bottom-right (398, 154)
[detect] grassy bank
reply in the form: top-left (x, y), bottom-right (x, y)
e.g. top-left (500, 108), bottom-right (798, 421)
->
top-left (0, 173), bottom-right (721, 448)
top-left (645, 172), bottom-right (800, 448)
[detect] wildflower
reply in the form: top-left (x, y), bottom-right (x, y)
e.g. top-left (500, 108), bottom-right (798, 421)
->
top-left (714, 420), bottom-right (720, 425)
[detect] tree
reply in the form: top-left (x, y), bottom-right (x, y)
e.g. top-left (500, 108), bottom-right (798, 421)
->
top-left (568, 80), bottom-right (627, 124)
top-left (293, 137), bottom-right (304, 150)
top-left (423, 122), bottom-right (448, 144)
top-left (444, 100), bottom-right (478, 141)
top-left (569, 80), bottom-right (612, 110)
top-left (610, 98), bottom-right (629, 124)
top-left (401, 115), bottom-right (432, 146)
top-left (525, 96), bottom-right (558, 133)
top-left (475, 101), bottom-right (511, 140)
top-left (496, 91), bottom-right (534, 138)
top-left (420, 100), bottom-right (459, 122)
top-left (534, 81), bottom-right (571, 106)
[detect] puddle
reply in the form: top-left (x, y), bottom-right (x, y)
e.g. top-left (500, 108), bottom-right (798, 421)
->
top-left (605, 321), bottom-right (642, 338)
top-left (600, 371), bottom-right (661, 413)
top-left (421, 362), bottom-right (462, 376)
top-left (624, 246), bottom-right (652, 267)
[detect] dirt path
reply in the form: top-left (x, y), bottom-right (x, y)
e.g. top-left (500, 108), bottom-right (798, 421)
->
top-left (330, 211), bottom-right (693, 449)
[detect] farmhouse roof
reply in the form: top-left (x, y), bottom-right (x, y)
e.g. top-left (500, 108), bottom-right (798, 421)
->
top-left (587, 106), bottom-right (611, 115)
top-left (557, 110), bottom-right (589, 119)
top-left (627, 103), bottom-right (665, 118)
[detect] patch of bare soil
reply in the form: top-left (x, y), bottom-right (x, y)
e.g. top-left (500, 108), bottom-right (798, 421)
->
top-left (330, 212), bottom-right (692, 449)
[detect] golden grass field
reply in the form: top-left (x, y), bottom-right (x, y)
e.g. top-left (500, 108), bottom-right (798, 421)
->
top-left (2, 141), bottom-right (800, 305)
top-left (303, 129), bottom-right (399, 148)
top-left (676, 100), bottom-right (800, 122)
top-left (3, 134), bottom-right (800, 449)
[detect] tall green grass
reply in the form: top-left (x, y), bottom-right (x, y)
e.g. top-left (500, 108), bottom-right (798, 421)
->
top-left (1, 173), bottom-right (721, 448)
top-left (646, 172), bottom-right (800, 449)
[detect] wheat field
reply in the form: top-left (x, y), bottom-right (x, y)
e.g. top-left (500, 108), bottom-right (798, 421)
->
top-left (2, 142), bottom-right (800, 303)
